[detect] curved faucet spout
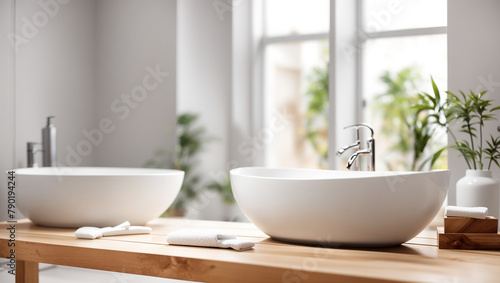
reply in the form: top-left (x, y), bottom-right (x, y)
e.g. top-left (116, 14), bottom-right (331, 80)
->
top-left (346, 149), bottom-right (371, 170)
top-left (338, 123), bottom-right (376, 171)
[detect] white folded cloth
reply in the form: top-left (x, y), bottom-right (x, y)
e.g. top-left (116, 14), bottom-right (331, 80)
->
top-left (75, 221), bottom-right (152, 239)
top-left (166, 229), bottom-right (255, 251)
top-left (75, 227), bottom-right (103, 239)
top-left (445, 205), bottom-right (489, 219)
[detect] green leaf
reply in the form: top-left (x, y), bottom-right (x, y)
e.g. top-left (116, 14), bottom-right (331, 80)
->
top-left (431, 77), bottom-right (440, 101)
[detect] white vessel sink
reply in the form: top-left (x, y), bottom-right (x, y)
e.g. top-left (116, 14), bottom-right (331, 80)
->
top-left (14, 167), bottom-right (184, 228)
top-left (230, 167), bottom-right (449, 247)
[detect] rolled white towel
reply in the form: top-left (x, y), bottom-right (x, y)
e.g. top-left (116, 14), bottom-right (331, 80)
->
top-left (166, 229), bottom-right (255, 251)
top-left (75, 227), bottom-right (103, 239)
top-left (445, 205), bottom-right (488, 219)
top-left (101, 226), bottom-right (152, 236)
top-left (75, 221), bottom-right (152, 239)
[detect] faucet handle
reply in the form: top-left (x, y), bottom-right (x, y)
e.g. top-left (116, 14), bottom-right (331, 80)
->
top-left (341, 123), bottom-right (375, 171)
top-left (343, 123), bottom-right (374, 137)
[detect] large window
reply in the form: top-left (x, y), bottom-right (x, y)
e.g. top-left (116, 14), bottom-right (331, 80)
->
top-left (361, 0), bottom-right (447, 171)
top-left (262, 0), bottom-right (329, 169)
top-left (261, 0), bottom-right (447, 171)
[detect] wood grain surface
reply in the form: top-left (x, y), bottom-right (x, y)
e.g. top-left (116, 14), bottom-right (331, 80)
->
top-left (438, 227), bottom-right (500, 250)
top-left (1, 218), bottom-right (500, 283)
top-left (444, 216), bottom-right (498, 233)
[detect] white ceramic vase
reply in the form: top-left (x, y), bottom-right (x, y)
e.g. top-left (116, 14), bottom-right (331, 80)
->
top-left (456, 170), bottom-right (500, 219)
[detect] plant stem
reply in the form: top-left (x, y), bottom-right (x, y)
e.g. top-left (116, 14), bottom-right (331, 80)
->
top-left (448, 128), bottom-right (473, 169)
top-left (466, 119), bottom-right (477, 169)
top-left (411, 151), bottom-right (417, 171)
top-left (479, 122), bottom-right (483, 170)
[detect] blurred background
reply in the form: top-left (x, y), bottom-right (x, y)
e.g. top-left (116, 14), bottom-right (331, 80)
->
top-left (2, 0), bottom-right (499, 224)
top-left (2, 1), bottom-right (500, 282)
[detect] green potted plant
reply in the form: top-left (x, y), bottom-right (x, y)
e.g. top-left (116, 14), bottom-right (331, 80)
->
top-left (206, 173), bottom-right (242, 221)
top-left (145, 113), bottom-right (209, 216)
top-left (373, 67), bottom-right (446, 171)
top-left (414, 79), bottom-right (500, 219)
top-left (206, 173), bottom-right (234, 205)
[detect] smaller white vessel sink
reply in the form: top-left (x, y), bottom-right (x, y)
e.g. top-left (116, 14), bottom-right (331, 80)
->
top-left (14, 167), bottom-right (184, 228)
top-left (230, 167), bottom-right (450, 247)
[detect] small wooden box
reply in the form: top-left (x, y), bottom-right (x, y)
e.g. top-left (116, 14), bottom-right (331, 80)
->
top-left (444, 216), bottom-right (498, 233)
top-left (438, 227), bottom-right (500, 250)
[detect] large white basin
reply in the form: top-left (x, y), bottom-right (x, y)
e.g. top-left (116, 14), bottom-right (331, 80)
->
top-left (230, 167), bottom-right (449, 247)
top-left (14, 167), bottom-right (184, 228)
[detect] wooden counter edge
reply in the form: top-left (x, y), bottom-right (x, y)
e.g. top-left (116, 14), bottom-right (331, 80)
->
top-left (0, 237), bottom-right (401, 283)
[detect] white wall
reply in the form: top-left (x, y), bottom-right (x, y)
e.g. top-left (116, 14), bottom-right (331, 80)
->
top-left (231, 0), bottom-right (254, 168)
top-left (0, 0), bottom-right (15, 221)
top-left (177, 0), bottom-right (234, 220)
top-left (448, 0), bottom-right (500, 204)
top-left (15, 0), bottom-right (98, 168)
top-left (95, 0), bottom-right (177, 167)
top-left (12, 0), bottom-right (177, 169)
top-left (0, 1), bottom-right (178, 222)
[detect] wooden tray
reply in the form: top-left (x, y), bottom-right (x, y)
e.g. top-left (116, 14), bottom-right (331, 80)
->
top-left (438, 227), bottom-right (500, 250)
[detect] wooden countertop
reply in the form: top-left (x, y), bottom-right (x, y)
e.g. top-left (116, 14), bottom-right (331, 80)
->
top-left (1, 218), bottom-right (500, 282)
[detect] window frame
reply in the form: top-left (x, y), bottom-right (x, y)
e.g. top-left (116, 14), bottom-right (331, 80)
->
top-left (257, 1), bottom-right (329, 167)
top-left (356, 0), bottom-right (447, 121)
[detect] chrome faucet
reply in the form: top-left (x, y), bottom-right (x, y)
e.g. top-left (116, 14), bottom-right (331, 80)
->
top-left (27, 142), bottom-right (42, 168)
top-left (27, 116), bottom-right (57, 167)
top-left (337, 123), bottom-right (375, 171)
